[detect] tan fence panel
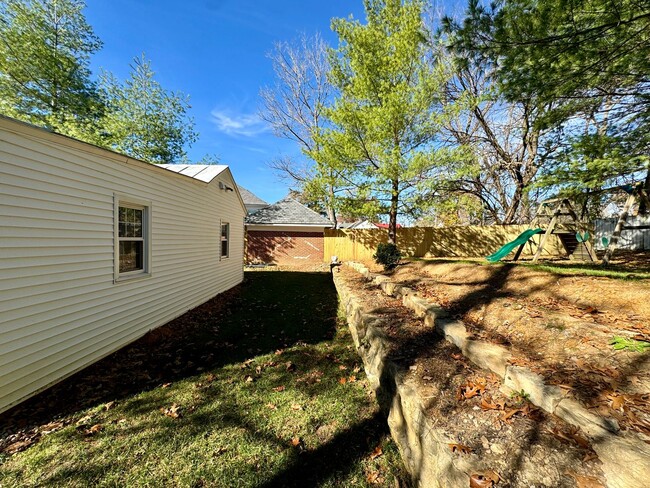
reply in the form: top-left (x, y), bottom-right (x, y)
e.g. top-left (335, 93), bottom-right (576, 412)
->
top-left (324, 225), bottom-right (563, 262)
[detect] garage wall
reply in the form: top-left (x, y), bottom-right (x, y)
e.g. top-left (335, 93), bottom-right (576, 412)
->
top-left (246, 230), bottom-right (325, 265)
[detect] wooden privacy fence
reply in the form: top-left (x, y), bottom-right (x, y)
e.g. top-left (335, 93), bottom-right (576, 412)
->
top-left (324, 225), bottom-right (564, 262)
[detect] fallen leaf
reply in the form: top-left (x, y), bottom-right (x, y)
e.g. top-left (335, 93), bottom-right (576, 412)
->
top-left (161, 403), bottom-right (182, 419)
top-left (244, 375), bottom-right (254, 383)
top-left (213, 447), bottom-right (227, 457)
top-left (86, 424), bottom-right (103, 435)
top-left (3, 436), bottom-right (39, 454)
top-left (457, 381), bottom-right (484, 400)
top-left (266, 403), bottom-right (278, 410)
top-left (348, 375), bottom-right (357, 383)
top-left (566, 427), bottom-right (591, 449)
top-left (285, 362), bottom-right (296, 372)
top-left (291, 437), bottom-right (301, 447)
top-left (449, 443), bottom-right (473, 454)
top-left (76, 415), bottom-right (94, 425)
top-left (500, 408), bottom-right (522, 423)
top-left (608, 393), bottom-right (626, 411)
top-left (470, 473), bottom-right (496, 488)
top-left (565, 472), bottom-right (606, 488)
top-left (339, 365), bottom-right (348, 370)
top-left (272, 385), bottom-right (286, 392)
top-left (290, 404), bottom-right (303, 411)
top-left (480, 397), bottom-right (501, 411)
top-left (369, 445), bottom-right (383, 460)
top-left (40, 421), bottom-right (64, 434)
top-left (339, 377), bottom-right (347, 384)
top-left (161, 383), bottom-right (172, 389)
top-left (365, 470), bottom-right (384, 484)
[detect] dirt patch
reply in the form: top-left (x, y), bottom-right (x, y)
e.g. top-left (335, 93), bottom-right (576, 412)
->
top-left (363, 259), bottom-right (650, 438)
top-left (338, 267), bottom-right (606, 487)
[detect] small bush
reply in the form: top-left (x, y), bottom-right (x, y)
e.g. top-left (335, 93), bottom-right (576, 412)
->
top-left (373, 243), bottom-right (402, 271)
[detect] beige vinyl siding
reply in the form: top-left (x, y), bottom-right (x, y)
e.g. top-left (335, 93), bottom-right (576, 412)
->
top-left (0, 118), bottom-right (245, 413)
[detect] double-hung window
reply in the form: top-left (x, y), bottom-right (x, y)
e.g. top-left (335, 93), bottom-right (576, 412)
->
top-left (115, 196), bottom-right (151, 281)
top-left (221, 222), bottom-right (230, 259)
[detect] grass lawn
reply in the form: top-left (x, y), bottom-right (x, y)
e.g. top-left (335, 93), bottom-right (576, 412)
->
top-left (410, 256), bottom-right (650, 280)
top-left (0, 272), bottom-right (406, 487)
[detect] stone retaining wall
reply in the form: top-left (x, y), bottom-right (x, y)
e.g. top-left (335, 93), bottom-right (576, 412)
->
top-left (339, 262), bottom-right (650, 488)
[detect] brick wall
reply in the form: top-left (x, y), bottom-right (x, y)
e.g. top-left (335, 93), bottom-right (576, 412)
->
top-left (246, 230), bottom-right (324, 265)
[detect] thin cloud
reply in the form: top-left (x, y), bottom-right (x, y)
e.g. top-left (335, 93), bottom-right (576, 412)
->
top-left (210, 109), bottom-right (270, 137)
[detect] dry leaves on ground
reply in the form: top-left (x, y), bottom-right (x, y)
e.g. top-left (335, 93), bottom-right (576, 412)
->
top-left (369, 445), bottom-right (383, 460)
top-left (470, 471), bottom-right (501, 487)
top-left (160, 404), bottom-right (182, 419)
top-left (449, 443), bottom-right (473, 454)
top-left (565, 472), bottom-right (606, 488)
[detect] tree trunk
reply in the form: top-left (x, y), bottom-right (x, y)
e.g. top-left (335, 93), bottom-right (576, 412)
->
top-left (326, 186), bottom-right (337, 230)
top-left (503, 185), bottom-right (523, 224)
top-left (639, 168), bottom-right (650, 214)
top-left (388, 179), bottom-right (399, 245)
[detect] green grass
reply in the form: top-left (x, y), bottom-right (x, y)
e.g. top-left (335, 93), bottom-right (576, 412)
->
top-left (409, 256), bottom-right (650, 280)
top-left (519, 262), bottom-right (650, 280)
top-left (0, 272), bottom-right (407, 487)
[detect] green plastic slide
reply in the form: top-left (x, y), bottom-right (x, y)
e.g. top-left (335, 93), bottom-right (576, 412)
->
top-left (486, 228), bottom-right (545, 262)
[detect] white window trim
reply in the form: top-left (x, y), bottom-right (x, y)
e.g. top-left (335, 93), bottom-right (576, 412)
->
top-left (114, 194), bottom-right (152, 283)
top-left (221, 221), bottom-right (230, 260)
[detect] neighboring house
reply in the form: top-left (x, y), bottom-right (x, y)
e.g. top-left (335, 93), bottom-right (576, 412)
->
top-left (338, 219), bottom-right (379, 229)
top-left (238, 186), bottom-right (268, 215)
top-left (0, 116), bottom-right (246, 414)
top-left (245, 197), bottom-right (333, 265)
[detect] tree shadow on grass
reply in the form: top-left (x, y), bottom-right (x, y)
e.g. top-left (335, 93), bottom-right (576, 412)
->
top-left (0, 272), bottom-right (339, 439)
top-left (257, 411), bottom-right (389, 488)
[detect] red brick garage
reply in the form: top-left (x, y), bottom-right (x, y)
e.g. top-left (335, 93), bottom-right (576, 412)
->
top-left (244, 197), bottom-right (332, 266)
top-left (246, 230), bottom-right (324, 265)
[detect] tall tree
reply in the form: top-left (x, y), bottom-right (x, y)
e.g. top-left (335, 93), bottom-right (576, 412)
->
top-left (99, 55), bottom-right (197, 164)
top-left (316, 0), bottom-right (451, 244)
top-left (434, 55), bottom-right (559, 224)
top-left (260, 33), bottom-right (343, 225)
top-left (449, 0), bottom-right (650, 207)
top-left (0, 0), bottom-right (102, 136)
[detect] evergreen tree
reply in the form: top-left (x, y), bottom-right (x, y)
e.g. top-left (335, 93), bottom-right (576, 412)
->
top-left (316, 0), bottom-right (452, 243)
top-left (0, 0), bottom-right (103, 136)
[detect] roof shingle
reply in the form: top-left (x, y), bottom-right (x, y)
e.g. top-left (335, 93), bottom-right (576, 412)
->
top-left (245, 197), bottom-right (332, 226)
top-left (237, 186), bottom-right (268, 206)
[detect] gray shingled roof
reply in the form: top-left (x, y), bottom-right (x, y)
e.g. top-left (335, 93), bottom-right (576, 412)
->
top-left (237, 186), bottom-right (268, 206)
top-left (245, 197), bottom-right (332, 226)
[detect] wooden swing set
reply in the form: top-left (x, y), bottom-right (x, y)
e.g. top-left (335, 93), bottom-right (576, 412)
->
top-left (510, 182), bottom-right (650, 265)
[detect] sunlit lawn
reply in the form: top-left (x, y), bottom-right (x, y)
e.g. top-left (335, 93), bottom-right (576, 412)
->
top-left (0, 272), bottom-right (406, 487)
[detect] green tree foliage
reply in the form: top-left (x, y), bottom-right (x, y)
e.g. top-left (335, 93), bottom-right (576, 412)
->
top-left (99, 55), bottom-right (197, 164)
top-left (0, 0), bottom-right (103, 136)
top-left (448, 0), bottom-right (650, 202)
top-left (316, 0), bottom-right (452, 243)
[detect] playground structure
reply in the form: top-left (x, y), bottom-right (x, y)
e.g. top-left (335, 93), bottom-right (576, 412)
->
top-left (487, 198), bottom-right (597, 263)
top-left (488, 182), bottom-right (650, 265)
top-left (601, 182), bottom-right (650, 264)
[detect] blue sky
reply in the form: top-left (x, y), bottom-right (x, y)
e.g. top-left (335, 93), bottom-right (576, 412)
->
top-left (84, 1), bottom-right (369, 204)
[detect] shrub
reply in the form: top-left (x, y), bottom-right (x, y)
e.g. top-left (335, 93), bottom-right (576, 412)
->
top-left (373, 243), bottom-right (401, 271)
